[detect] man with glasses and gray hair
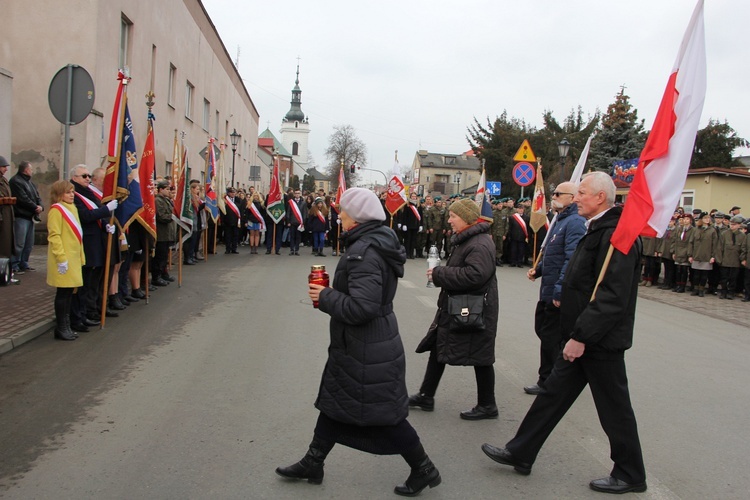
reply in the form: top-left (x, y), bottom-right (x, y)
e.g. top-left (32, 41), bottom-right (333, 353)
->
top-left (71, 164), bottom-right (118, 327)
top-left (523, 181), bottom-right (586, 396)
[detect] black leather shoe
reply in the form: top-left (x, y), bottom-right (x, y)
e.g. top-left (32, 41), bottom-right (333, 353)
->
top-left (71, 323), bottom-right (90, 333)
top-left (109, 296), bottom-right (127, 310)
top-left (589, 476), bottom-right (647, 494)
top-left (153, 278), bottom-right (169, 287)
top-left (523, 384), bottom-right (546, 395)
top-left (460, 404), bottom-right (498, 420)
top-left (183, 260), bottom-right (195, 265)
top-left (83, 317), bottom-right (101, 326)
top-left (132, 288), bottom-right (147, 299)
top-left (148, 284), bottom-right (157, 291)
top-left (105, 307), bottom-right (120, 318)
top-left (162, 274), bottom-right (175, 282)
top-left (408, 393), bottom-right (435, 412)
top-left (123, 295), bottom-right (139, 303)
top-left (481, 443), bottom-right (532, 475)
top-left (394, 457), bottom-right (441, 496)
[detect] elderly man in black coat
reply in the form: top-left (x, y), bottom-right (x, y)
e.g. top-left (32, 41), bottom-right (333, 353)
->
top-left (277, 187), bottom-right (440, 497)
top-left (482, 172), bottom-right (647, 495)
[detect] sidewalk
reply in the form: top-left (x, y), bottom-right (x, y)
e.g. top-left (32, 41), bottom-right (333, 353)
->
top-left (1, 249), bottom-right (748, 356)
top-left (0, 249), bottom-right (55, 354)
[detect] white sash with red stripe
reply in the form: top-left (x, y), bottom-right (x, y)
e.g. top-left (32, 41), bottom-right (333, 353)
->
top-left (289, 198), bottom-right (304, 226)
top-left (225, 197), bottom-right (241, 227)
top-left (317, 212), bottom-right (326, 225)
top-left (89, 185), bottom-right (103, 201)
top-left (248, 202), bottom-right (266, 231)
top-left (330, 200), bottom-right (339, 214)
top-left (513, 213), bottom-right (528, 239)
top-left (409, 203), bottom-right (421, 222)
top-left (51, 203), bottom-right (83, 244)
top-left (74, 191), bottom-right (103, 228)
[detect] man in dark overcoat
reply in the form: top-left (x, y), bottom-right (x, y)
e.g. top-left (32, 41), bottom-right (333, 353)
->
top-left (482, 172), bottom-right (647, 495)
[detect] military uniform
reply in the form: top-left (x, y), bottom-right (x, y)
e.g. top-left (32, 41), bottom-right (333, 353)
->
top-left (670, 220), bottom-right (693, 292)
top-left (492, 200), bottom-right (509, 265)
top-left (716, 218), bottom-right (748, 299)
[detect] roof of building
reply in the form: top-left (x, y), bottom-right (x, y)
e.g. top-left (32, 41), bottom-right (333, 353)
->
top-left (258, 128), bottom-right (292, 156)
top-left (687, 167), bottom-right (750, 179)
top-left (414, 150), bottom-right (481, 170)
top-left (306, 167), bottom-right (329, 180)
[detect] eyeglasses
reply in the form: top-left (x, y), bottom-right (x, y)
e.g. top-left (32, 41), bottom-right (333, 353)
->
top-left (552, 191), bottom-right (573, 197)
top-left (78, 174), bottom-right (92, 179)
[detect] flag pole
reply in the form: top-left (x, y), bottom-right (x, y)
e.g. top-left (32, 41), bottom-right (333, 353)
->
top-left (590, 244), bottom-right (615, 302)
top-left (100, 225), bottom-right (114, 329)
top-left (178, 228), bottom-right (183, 287)
top-left (144, 239), bottom-right (150, 304)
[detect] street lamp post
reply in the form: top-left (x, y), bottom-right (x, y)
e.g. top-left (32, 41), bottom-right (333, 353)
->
top-left (230, 128), bottom-right (241, 188)
top-left (558, 138), bottom-right (570, 183)
top-left (455, 170), bottom-right (462, 196)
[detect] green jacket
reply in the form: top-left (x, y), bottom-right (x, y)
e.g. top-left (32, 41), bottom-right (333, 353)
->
top-left (716, 229), bottom-right (747, 268)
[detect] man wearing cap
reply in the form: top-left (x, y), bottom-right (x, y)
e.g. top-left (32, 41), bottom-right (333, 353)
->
top-left (670, 213), bottom-right (693, 293)
top-left (0, 156), bottom-right (17, 281)
top-left (656, 217), bottom-right (678, 290)
top-left (688, 212), bottom-right (718, 297)
top-left (153, 180), bottom-right (175, 286)
top-left (9, 160), bottom-right (43, 274)
top-left (729, 206), bottom-right (741, 217)
top-left (492, 198), bottom-right (509, 266)
top-left (715, 215), bottom-right (747, 300)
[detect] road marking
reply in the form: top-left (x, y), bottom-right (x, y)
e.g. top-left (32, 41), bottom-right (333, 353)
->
top-left (400, 280), bottom-right (416, 288)
top-left (416, 296), bottom-right (434, 308)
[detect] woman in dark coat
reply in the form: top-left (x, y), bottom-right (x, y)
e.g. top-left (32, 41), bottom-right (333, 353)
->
top-left (276, 188), bottom-right (441, 497)
top-left (410, 198), bottom-right (499, 420)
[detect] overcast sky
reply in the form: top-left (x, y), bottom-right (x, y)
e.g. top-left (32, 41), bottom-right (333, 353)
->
top-left (202, 0), bottom-right (748, 185)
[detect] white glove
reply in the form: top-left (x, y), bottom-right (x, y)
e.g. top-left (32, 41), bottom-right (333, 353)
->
top-left (397, 224), bottom-right (402, 230)
top-left (105, 224), bottom-right (116, 234)
top-left (336, 219), bottom-right (341, 225)
top-left (402, 226), bottom-right (408, 232)
top-left (106, 199), bottom-right (118, 211)
top-left (135, 249), bottom-right (143, 255)
top-left (57, 261), bottom-right (68, 274)
top-left (419, 226), bottom-right (423, 232)
top-left (297, 224), bottom-right (305, 232)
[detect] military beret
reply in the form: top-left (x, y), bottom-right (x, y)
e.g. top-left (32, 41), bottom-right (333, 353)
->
top-left (0, 156), bottom-right (9, 167)
top-left (692, 208), bottom-right (702, 214)
top-left (723, 213), bottom-right (731, 220)
top-left (434, 196), bottom-right (442, 201)
top-left (699, 212), bottom-right (708, 219)
top-left (730, 215), bottom-right (744, 223)
top-left (156, 179), bottom-right (171, 189)
top-left (714, 212), bottom-right (725, 218)
top-left (730, 206), bottom-right (741, 211)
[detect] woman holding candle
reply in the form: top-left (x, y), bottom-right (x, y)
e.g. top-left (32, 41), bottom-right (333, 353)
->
top-left (277, 187), bottom-right (441, 496)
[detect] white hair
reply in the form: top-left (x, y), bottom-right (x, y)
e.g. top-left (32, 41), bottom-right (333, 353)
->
top-left (581, 171), bottom-right (616, 206)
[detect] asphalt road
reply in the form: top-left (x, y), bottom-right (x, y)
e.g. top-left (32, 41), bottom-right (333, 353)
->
top-left (0, 248), bottom-right (748, 499)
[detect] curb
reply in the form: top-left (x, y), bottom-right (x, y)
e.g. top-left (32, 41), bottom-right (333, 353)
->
top-left (0, 319), bottom-right (55, 355)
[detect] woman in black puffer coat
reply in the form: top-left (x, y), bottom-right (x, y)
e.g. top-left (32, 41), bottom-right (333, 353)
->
top-left (410, 198), bottom-right (499, 420)
top-left (276, 188), bottom-right (441, 497)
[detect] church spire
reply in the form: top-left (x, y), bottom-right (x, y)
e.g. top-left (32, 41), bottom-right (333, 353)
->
top-left (283, 64), bottom-right (306, 123)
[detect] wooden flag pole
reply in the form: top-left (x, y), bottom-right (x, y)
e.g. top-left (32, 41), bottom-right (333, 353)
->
top-left (100, 216), bottom-right (115, 329)
top-left (590, 244), bottom-right (615, 302)
top-left (144, 239), bottom-right (150, 304)
top-left (178, 228), bottom-right (183, 287)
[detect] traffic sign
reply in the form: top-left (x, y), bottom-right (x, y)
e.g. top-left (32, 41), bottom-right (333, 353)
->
top-left (513, 139), bottom-right (537, 163)
top-left (512, 162), bottom-right (536, 187)
top-left (486, 181), bottom-right (502, 195)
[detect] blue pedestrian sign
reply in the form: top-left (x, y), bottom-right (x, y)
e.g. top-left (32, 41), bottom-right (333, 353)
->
top-left (486, 181), bottom-right (502, 195)
top-left (512, 162), bottom-right (536, 187)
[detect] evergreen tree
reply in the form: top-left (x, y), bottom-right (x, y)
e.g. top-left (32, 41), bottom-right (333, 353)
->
top-left (588, 88), bottom-right (646, 172)
top-left (302, 173), bottom-right (317, 193)
top-left (690, 119), bottom-right (749, 169)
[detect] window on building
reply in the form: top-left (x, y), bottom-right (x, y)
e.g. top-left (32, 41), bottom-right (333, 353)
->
top-left (167, 64), bottom-right (176, 107)
top-left (202, 99), bottom-right (210, 131)
top-left (165, 161), bottom-right (172, 178)
top-left (185, 81), bottom-right (194, 120)
top-left (292, 142), bottom-right (299, 155)
top-left (119, 15), bottom-right (132, 70)
top-left (444, 156), bottom-right (456, 165)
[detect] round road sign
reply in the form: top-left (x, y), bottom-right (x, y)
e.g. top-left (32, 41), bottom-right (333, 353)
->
top-left (48, 64), bottom-right (95, 125)
top-left (512, 162), bottom-right (536, 186)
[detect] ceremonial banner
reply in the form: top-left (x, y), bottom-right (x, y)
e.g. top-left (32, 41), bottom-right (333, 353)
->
top-left (204, 138), bottom-right (219, 221)
top-left (529, 163), bottom-right (547, 233)
top-left (611, 0), bottom-right (706, 255)
top-left (173, 147), bottom-right (194, 240)
top-left (136, 116), bottom-right (157, 238)
top-left (216, 141), bottom-right (226, 215)
top-left (332, 166), bottom-right (346, 213)
top-left (474, 168), bottom-right (494, 222)
top-left (266, 156), bottom-right (286, 224)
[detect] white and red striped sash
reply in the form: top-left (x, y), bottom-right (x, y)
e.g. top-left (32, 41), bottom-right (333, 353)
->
top-left (224, 197), bottom-right (241, 227)
top-left (289, 199), bottom-right (304, 225)
top-left (51, 203), bottom-right (83, 244)
top-left (74, 191), bottom-right (103, 228)
top-left (409, 204), bottom-right (421, 221)
top-left (247, 202), bottom-right (266, 231)
top-left (89, 185), bottom-right (103, 201)
top-left (316, 212), bottom-right (326, 225)
top-left (513, 212), bottom-right (528, 239)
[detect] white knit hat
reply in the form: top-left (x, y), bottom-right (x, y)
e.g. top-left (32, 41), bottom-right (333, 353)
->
top-left (339, 187), bottom-right (385, 223)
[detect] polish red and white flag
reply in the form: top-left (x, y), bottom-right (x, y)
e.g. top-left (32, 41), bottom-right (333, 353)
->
top-left (610, 0), bottom-right (706, 255)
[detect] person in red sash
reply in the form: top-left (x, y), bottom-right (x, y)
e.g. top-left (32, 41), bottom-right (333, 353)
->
top-left (223, 187), bottom-right (241, 254)
top-left (508, 202), bottom-right (530, 267)
top-left (245, 191), bottom-right (265, 255)
top-left (47, 180), bottom-right (86, 341)
top-left (307, 197), bottom-right (329, 256)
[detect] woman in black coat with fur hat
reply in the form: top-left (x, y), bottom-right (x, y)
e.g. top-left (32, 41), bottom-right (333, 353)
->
top-left (276, 187), bottom-right (441, 497)
top-left (409, 198), bottom-right (499, 420)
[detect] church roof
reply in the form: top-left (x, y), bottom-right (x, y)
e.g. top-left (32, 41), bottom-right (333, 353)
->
top-left (283, 65), bottom-right (307, 123)
top-left (258, 128), bottom-right (291, 156)
top-left (306, 167), bottom-right (329, 180)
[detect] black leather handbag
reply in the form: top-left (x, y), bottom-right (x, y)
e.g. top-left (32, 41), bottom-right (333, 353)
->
top-left (447, 293), bottom-right (486, 333)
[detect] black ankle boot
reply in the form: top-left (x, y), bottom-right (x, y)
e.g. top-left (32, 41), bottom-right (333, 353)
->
top-left (54, 293), bottom-right (76, 341)
top-left (275, 436), bottom-right (334, 485)
top-left (408, 393), bottom-right (435, 412)
top-left (395, 444), bottom-right (441, 496)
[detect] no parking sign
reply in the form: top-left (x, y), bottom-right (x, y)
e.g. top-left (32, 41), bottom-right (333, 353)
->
top-left (512, 162), bottom-right (536, 186)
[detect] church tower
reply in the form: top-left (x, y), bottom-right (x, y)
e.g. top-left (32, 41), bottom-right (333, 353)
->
top-left (280, 64), bottom-right (310, 171)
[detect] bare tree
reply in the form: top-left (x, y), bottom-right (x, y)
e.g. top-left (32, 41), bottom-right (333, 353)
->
top-left (325, 124), bottom-right (367, 187)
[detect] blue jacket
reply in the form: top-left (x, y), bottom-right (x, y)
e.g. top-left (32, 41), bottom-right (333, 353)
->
top-left (536, 203), bottom-right (586, 303)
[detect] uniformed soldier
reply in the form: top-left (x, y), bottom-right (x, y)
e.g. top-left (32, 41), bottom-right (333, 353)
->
top-left (687, 212), bottom-right (718, 297)
top-left (492, 198), bottom-right (509, 266)
top-left (670, 213), bottom-right (694, 293)
top-left (656, 217), bottom-right (678, 290)
top-left (716, 215), bottom-right (748, 299)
